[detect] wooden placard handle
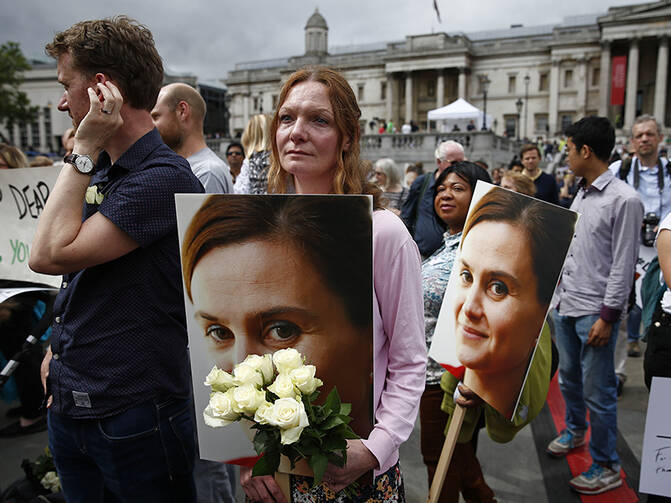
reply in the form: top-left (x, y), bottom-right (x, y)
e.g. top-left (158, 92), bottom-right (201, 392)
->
top-left (426, 403), bottom-right (467, 503)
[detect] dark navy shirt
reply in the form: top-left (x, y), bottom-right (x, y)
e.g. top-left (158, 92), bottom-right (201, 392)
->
top-left (400, 171), bottom-right (445, 257)
top-left (49, 128), bottom-right (204, 418)
top-left (533, 171), bottom-right (559, 205)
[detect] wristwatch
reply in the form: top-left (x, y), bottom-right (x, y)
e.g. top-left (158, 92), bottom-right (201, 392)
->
top-left (63, 154), bottom-right (95, 175)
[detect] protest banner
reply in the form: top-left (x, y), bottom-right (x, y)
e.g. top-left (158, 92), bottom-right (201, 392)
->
top-left (176, 194), bottom-right (374, 481)
top-left (0, 166), bottom-right (62, 287)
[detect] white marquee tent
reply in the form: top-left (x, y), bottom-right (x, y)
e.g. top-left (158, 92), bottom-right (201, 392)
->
top-left (427, 98), bottom-right (493, 132)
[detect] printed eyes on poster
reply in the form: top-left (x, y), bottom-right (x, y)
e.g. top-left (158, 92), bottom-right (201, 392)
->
top-left (0, 167), bottom-right (63, 288)
top-left (640, 377), bottom-right (671, 498)
top-left (175, 194), bottom-right (374, 471)
top-left (429, 181), bottom-right (579, 419)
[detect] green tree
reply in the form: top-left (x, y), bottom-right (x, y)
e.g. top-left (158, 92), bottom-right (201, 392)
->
top-left (0, 41), bottom-right (37, 141)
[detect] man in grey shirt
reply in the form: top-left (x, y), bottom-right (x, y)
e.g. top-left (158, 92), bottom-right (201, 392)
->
top-left (547, 117), bottom-right (643, 495)
top-left (152, 83), bottom-right (233, 193)
top-left (152, 82), bottom-right (235, 502)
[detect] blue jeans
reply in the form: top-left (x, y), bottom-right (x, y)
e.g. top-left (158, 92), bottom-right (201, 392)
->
top-left (48, 396), bottom-right (196, 503)
top-left (627, 304), bottom-right (642, 342)
top-left (552, 310), bottom-right (620, 466)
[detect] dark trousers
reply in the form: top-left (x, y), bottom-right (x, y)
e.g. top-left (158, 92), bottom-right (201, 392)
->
top-left (420, 384), bottom-right (494, 503)
top-left (48, 396), bottom-right (196, 503)
top-left (644, 308), bottom-right (671, 390)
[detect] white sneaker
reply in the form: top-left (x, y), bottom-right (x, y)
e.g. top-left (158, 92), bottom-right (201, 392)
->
top-left (546, 430), bottom-right (586, 458)
top-left (569, 463), bottom-right (622, 495)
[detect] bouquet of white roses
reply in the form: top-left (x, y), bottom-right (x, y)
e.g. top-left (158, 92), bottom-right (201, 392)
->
top-left (203, 348), bottom-right (359, 487)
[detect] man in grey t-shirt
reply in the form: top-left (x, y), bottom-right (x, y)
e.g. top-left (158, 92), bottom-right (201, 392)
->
top-left (152, 83), bottom-right (232, 193)
top-left (152, 82), bottom-right (236, 502)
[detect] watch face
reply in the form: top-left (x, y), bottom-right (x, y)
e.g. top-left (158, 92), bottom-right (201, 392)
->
top-left (74, 155), bottom-right (94, 174)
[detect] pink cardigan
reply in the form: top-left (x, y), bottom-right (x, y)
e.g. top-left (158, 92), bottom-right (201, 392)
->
top-left (361, 209), bottom-right (427, 476)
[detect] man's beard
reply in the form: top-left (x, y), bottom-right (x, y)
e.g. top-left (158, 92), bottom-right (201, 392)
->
top-left (162, 130), bottom-right (183, 151)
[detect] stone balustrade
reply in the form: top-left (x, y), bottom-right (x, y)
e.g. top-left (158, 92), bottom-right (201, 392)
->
top-left (360, 131), bottom-right (520, 168)
top-left (206, 131), bottom-right (521, 169)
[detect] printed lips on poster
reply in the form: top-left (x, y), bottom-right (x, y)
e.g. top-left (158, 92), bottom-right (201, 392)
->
top-left (176, 194), bottom-right (374, 467)
top-left (429, 181), bottom-right (579, 419)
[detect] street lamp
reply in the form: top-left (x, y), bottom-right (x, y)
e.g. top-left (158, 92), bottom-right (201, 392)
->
top-left (524, 75), bottom-right (530, 140)
top-left (480, 75), bottom-right (491, 131)
top-left (223, 92), bottom-right (232, 138)
top-left (515, 98), bottom-right (523, 141)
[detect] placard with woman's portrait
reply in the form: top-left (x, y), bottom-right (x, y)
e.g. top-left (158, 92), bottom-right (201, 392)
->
top-left (429, 181), bottom-right (579, 419)
top-left (176, 194), bottom-right (374, 465)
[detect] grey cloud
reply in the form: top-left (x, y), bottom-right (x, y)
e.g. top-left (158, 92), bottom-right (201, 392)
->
top-left (5, 0), bottom-right (637, 80)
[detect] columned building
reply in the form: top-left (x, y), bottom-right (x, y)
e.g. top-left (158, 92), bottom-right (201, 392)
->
top-left (227, 1), bottom-right (671, 139)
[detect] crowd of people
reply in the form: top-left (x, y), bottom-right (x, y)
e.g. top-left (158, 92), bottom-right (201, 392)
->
top-left (0, 14), bottom-right (669, 503)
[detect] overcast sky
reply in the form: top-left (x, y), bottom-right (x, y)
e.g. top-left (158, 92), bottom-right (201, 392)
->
top-left (5, 0), bottom-right (640, 82)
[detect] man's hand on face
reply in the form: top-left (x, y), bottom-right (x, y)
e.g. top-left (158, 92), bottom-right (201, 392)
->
top-left (73, 81), bottom-right (124, 160)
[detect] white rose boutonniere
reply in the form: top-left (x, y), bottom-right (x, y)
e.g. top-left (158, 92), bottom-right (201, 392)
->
top-left (267, 397), bottom-right (309, 445)
top-left (85, 185), bottom-right (104, 205)
top-left (272, 348), bottom-right (303, 374)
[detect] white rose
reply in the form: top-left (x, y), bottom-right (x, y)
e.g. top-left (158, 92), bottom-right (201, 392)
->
top-left (203, 390), bottom-right (240, 427)
top-left (231, 383), bottom-right (267, 414)
top-left (289, 365), bottom-right (323, 395)
top-left (242, 354), bottom-right (275, 384)
top-left (273, 348), bottom-right (303, 374)
top-left (267, 373), bottom-right (298, 399)
top-left (266, 397), bottom-right (310, 445)
top-left (204, 366), bottom-right (235, 392)
top-left (253, 401), bottom-right (273, 425)
top-left (41, 471), bottom-right (61, 492)
top-left (233, 363), bottom-right (264, 388)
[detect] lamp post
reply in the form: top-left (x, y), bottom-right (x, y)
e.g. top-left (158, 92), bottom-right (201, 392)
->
top-left (515, 98), bottom-right (523, 141)
top-left (524, 74), bottom-right (530, 140)
top-left (480, 75), bottom-right (491, 131)
top-left (223, 92), bottom-right (232, 138)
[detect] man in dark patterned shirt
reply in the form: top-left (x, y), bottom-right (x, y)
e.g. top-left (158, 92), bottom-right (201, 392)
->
top-left (30, 16), bottom-right (203, 502)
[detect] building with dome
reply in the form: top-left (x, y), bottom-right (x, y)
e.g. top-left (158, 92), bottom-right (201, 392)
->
top-left (226, 1), bottom-right (671, 140)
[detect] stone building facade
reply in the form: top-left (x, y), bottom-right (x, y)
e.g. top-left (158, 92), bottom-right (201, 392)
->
top-left (227, 1), bottom-right (671, 139)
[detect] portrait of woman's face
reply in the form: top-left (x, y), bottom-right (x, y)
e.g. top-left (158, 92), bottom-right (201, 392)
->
top-left (453, 220), bottom-right (547, 375)
top-left (189, 237), bottom-right (372, 436)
